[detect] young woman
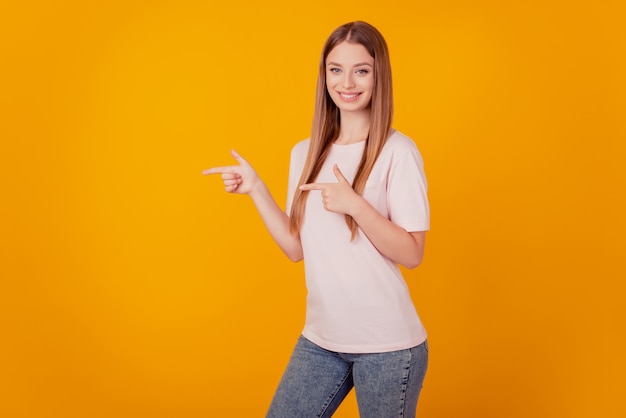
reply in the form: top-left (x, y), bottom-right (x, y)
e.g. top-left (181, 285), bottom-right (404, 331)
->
top-left (204, 21), bottom-right (430, 417)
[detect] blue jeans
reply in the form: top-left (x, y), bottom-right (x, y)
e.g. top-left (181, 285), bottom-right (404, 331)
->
top-left (266, 335), bottom-right (428, 418)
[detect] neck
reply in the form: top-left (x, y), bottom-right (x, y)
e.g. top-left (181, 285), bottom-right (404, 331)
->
top-left (335, 109), bottom-right (371, 145)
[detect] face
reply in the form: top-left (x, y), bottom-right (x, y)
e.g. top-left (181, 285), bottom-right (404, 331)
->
top-left (325, 41), bottom-right (375, 113)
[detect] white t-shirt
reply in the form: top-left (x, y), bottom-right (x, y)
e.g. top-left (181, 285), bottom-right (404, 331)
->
top-left (286, 130), bottom-right (430, 353)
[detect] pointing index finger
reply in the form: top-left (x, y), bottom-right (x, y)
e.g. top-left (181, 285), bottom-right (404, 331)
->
top-left (299, 183), bottom-right (329, 191)
top-left (202, 166), bottom-right (236, 175)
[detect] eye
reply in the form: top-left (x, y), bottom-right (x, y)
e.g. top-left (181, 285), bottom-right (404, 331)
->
top-left (356, 68), bottom-right (369, 75)
top-left (329, 67), bottom-right (342, 73)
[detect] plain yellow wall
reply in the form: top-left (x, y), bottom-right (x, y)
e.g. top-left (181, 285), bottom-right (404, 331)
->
top-left (1, 1), bottom-right (624, 417)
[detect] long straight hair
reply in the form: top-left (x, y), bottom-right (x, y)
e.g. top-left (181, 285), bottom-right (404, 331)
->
top-left (289, 21), bottom-right (394, 239)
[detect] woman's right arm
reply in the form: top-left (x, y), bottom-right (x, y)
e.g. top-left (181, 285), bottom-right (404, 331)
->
top-left (203, 149), bottom-right (303, 262)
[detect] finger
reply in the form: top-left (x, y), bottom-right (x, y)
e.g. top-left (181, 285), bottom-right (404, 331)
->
top-left (221, 172), bottom-right (240, 180)
top-left (299, 183), bottom-right (329, 191)
top-left (333, 164), bottom-right (349, 184)
top-left (223, 179), bottom-right (240, 187)
top-left (230, 149), bottom-right (249, 166)
top-left (202, 166), bottom-right (236, 175)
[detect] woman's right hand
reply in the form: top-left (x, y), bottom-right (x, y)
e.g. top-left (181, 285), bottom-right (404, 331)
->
top-left (202, 149), bottom-right (259, 195)
top-left (203, 148), bottom-right (303, 261)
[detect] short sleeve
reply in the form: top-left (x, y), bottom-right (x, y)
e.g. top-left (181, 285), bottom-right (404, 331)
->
top-left (386, 142), bottom-right (430, 232)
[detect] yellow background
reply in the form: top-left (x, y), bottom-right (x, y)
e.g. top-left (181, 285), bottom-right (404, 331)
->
top-left (1, 1), bottom-right (624, 417)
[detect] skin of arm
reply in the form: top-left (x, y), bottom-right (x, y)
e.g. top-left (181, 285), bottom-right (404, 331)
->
top-left (203, 149), bottom-right (303, 262)
top-left (299, 164), bottom-right (425, 269)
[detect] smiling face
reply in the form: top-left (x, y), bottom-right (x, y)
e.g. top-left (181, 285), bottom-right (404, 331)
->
top-left (325, 41), bottom-right (375, 113)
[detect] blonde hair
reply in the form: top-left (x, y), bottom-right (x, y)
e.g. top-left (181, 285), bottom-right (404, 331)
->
top-left (289, 21), bottom-right (394, 239)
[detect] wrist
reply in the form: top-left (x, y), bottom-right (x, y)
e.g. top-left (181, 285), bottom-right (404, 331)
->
top-left (248, 178), bottom-right (266, 199)
top-left (348, 195), bottom-right (370, 219)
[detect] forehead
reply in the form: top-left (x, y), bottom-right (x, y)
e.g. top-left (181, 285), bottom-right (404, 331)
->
top-left (326, 41), bottom-right (374, 65)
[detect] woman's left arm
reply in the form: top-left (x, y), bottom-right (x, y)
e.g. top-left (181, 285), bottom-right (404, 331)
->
top-left (350, 198), bottom-right (425, 269)
top-left (300, 164), bottom-right (425, 269)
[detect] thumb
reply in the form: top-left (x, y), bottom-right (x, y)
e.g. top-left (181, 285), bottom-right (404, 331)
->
top-left (230, 149), bottom-right (249, 166)
top-left (333, 164), bottom-right (349, 184)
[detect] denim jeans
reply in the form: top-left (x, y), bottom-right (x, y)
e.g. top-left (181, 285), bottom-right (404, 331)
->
top-left (266, 335), bottom-right (428, 418)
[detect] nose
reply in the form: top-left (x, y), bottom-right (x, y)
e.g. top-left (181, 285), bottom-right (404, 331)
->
top-left (342, 72), bottom-right (355, 89)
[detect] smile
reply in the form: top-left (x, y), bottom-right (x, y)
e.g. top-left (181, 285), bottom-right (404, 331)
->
top-left (338, 92), bottom-right (362, 101)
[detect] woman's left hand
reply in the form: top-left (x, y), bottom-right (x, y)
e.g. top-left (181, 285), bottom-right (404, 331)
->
top-left (299, 164), bottom-right (363, 215)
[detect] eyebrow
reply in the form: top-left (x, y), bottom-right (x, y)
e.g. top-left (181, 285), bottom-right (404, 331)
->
top-left (326, 61), bottom-right (373, 68)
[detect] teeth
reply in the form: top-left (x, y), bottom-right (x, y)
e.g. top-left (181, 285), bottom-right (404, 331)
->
top-left (340, 93), bottom-right (359, 99)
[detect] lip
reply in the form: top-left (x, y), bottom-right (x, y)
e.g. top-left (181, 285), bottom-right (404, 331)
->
top-left (337, 91), bottom-right (362, 102)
